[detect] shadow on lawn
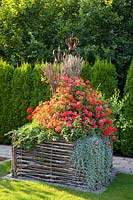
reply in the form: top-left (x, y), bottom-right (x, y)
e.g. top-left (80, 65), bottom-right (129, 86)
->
top-left (0, 179), bottom-right (53, 199)
top-left (0, 178), bottom-right (97, 200)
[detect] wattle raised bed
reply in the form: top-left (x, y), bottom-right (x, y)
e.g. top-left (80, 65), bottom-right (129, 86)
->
top-left (12, 136), bottom-right (113, 192)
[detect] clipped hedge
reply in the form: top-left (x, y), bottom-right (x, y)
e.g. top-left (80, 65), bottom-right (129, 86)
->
top-left (91, 59), bottom-right (118, 98)
top-left (0, 60), bottom-right (14, 143)
top-left (0, 60), bottom-right (50, 143)
top-left (122, 61), bottom-right (133, 157)
top-left (11, 63), bottom-right (33, 130)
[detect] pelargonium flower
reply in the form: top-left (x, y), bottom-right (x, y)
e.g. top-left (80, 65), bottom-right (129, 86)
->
top-left (27, 107), bottom-right (33, 113)
top-left (29, 75), bottom-right (117, 143)
top-left (27, 114), bottom-right (32, 120)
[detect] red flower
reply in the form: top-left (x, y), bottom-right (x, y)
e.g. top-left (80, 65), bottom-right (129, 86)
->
top-left (101, 112), bottom-right (106, 117)
top-left (113, 127), bottom-right (118, 133)
top-left (27, 114), bottom-right (32, 120)
top-left (107, 119), bottom-right (113, 125)
top-left (91, 120), bottom-right (96, 128)
top-left (88, 112), bottom-right (93, 117)
top-left (96, 106), bottom-right (103, 112)
top-left (99, 125), bottom-right (104, 129)
top-left (61, 112), bottom-right (69, 117)
top-left (110, 136), bottom-right (117, 141)
top-left (27, 107), bottom-right (33, 113)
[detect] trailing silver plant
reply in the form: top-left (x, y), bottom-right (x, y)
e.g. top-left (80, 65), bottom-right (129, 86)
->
top-left (71, 136), bottom-right (113, 191)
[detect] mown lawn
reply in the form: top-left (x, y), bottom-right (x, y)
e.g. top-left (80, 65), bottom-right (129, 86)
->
top-left (0, 160), bottom-right (11, 177)
top-left (0, 161), bottom-right (133, 200)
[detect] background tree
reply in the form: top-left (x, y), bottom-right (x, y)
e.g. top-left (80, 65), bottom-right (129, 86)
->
top-left (0, 0), bottom-right (80, 66)
top-left (78, 0), bottom-right (133, 94)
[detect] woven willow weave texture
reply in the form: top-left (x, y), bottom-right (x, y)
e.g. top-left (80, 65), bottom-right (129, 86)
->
top-left (12, 136), bottom-right (112, 192)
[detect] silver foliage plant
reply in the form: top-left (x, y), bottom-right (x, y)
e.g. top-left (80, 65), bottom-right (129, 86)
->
top-left (71, 136), bottom-right (113, 192)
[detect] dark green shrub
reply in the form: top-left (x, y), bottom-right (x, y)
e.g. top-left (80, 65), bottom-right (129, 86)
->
top-left (0, 0), bottom-right (60, 65)
top-left (30, 63), bottom-right (50, 109)
top-left (84, 46), bottom-right (96, 66)
top-left (0, 59), bottom-right (14, 143)
top-left (11, 63), bottom-right (32, 130)
top-left (122, 60), bottom-right (133, 157)
top-left (91, 59), bottom-right (118, 98)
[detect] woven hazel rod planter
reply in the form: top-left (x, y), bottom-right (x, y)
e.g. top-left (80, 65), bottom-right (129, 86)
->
top-left (12, 136), bottom-right (113, 192)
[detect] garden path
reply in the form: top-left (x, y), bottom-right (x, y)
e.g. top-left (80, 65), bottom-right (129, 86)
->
top-left (0, 145), bottom-right (132, 174)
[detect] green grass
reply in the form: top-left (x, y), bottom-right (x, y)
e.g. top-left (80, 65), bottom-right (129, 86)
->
top-left (0, 161), bottom-right (133, 200)
top-left (0, 160), bottom-right (11, 177)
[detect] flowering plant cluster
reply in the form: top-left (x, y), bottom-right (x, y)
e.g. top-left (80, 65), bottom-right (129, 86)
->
top-left (27, 76), bottom-right (117, 144)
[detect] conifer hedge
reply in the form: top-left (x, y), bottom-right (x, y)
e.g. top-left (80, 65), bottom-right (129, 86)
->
top-left (91, 59), bottom-right (118, 98)
top-left (122, 61), bottom-right (133, 157)
top-left (0, 61), bottom-right (50, 143)
top-left (0, 60), bottom-right (14, 143)
top-left (11, 63), bottom-right (32, 130)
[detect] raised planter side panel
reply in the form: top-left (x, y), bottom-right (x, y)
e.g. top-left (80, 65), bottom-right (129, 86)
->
top-left (12, 141), bottom-right (84, 186)
top-left (12, 137), bottom-right (113, 191)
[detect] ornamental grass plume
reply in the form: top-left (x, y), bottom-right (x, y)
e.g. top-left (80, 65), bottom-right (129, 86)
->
top-left (42, 54), bottom-right (83, 95)
top-left (60, 54), bottom-right (83, 78)
top-left (27, 75), bottom-right (117, 144)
